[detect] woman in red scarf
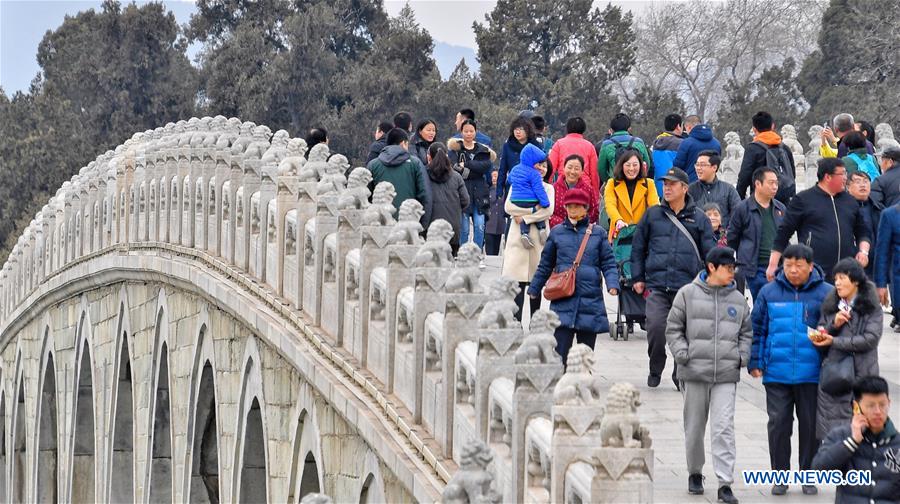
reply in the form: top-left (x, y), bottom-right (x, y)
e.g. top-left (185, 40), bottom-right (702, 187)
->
top-left (549, 154), bottom-right (599, 228)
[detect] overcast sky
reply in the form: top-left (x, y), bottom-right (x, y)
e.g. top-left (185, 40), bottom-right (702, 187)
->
top-left (1, 0), bottom-right (671, 95)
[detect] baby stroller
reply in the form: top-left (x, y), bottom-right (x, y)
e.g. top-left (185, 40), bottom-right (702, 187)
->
top-left (609, 225), bottom-right (646, 341)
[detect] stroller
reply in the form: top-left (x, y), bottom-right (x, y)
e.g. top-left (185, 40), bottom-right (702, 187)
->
top-left (609, 225), bottom-right (646, 341)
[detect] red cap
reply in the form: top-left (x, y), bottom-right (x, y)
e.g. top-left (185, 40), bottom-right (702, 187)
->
top-left (563, 188), bottom-right (591, 207)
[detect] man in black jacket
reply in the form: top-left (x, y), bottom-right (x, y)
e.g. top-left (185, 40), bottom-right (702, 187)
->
top-left (812, 376), bottom-right (900, 504)
top-left (766, 158), bottom-right (871, 284)
top-left (871, 147), bottom-right (900, 208)
top-left (726, 166), bottom-right (785, 300)
top-left (632, 167), bottom-right (717, 389)
top-left (847, 171), bottom-right (883, 278)
top-left (688, 150), bottom-right (741, 226)
top-left (366, 121), bottom-right (396, 164)
top-left (736, 111), bottom-right (796, 203)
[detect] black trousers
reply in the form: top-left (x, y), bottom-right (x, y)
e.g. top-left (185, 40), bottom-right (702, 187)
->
top-left (514, 282), bottom-right (541, 322)
top-left (554, 326), bottom-right (596, 368)
top-left (764, 382), bottom-right (819, 471)
top-left (645, 289), bottom-right (677, 377)
top-left (484, 234), bottom-right (502, 256)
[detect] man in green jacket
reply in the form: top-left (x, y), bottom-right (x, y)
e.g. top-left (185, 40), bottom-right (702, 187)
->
top-left (595, 113), bottom-right (653, 186)
top-left (365, 128), bottom-right (430, 211)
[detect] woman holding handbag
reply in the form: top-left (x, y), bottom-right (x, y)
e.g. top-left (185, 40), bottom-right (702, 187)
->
top-left (528, 188), bottom-right (620, 366)
top-left (812, 258), bottom-right (882, 440)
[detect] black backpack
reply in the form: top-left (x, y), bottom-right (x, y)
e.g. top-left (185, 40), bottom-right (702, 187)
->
top-left (611, 137), bottom-right (637, 164)
top-left (753, 141), bottom-right (795, 202)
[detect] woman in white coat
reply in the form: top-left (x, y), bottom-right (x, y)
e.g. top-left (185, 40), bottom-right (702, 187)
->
top-left (501, 159), bottom-right (555, 320)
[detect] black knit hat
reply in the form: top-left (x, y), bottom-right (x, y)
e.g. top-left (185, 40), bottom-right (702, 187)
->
top-left (706, 247), bottom-right (736, 267)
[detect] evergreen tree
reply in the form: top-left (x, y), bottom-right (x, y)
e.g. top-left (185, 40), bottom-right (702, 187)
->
top-left (798, 0), bottom-right (900, 129)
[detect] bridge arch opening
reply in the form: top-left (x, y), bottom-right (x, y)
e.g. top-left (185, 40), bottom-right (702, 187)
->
top-left (239, 397), bottom-right (267, 503)
top-left (110, 329), bottom-right (134, 502)
top-left (149, 340), bottom-right (173, 503)
top-left (71, 337), bottom-right (95, 502)
top-left (299, 451), bottom-right (321, 497)
top-left (0, 392), bottom-right (6, 501)
top-left (188, 360), bottom-right (219, 502)
top-left (12, 371), bottom-right (25, 502)
top-left (359, 473), bottom-right (376, 504)
top-left (36, 353), bottom-right (58, 502)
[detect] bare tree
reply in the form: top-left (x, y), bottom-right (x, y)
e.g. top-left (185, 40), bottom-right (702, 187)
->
top-left (617, 0), bottom-right (826, 120)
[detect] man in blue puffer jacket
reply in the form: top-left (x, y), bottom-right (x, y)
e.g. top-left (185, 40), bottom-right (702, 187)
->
top-left (673, 123), bottom-right (722, 183)
top-left (749, 243), bottom-right (833, 496)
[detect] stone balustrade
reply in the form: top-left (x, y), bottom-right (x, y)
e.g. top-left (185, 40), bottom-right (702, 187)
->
top-left (0, 116), bottom-right (655, 503)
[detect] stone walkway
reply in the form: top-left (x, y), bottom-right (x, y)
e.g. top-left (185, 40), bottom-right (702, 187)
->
top-left (487, 251), bottom-right (900, 504)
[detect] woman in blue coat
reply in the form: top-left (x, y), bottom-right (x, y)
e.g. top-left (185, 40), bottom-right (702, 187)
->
top-left (528, 188), bottom-right (620, 366)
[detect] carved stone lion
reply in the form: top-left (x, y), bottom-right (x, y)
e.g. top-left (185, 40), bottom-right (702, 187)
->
top-left (299, 493), bottom-right (333, 504)
top-left (599, 382), bottom-right (651, 449)
top-left (445, 243), bottom-right (484, 293)
top-left (553, 343), bottom-right (602, 405)
top-left (362, 182), bottom-right (396, 226)
top-left (514, 310), bottom-right (561, 363)
top-left (278, 138), bottom-right (308, 177)
top-left (442, 440), bottom-right (501, 504)
top-left (338, 167), bottom-right (372, 209)
top-left (478, 277), bottom-right (522, 329)
top-left (298, 143), bottom-right (330, 182)
top-left (414, 219), bottom-right (454, 267)
top-left (387, 199), bottom-right (424, 245)
top-left (315, 158), bottom-right (347, 196)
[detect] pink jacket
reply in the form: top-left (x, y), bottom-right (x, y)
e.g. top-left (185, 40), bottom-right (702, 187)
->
top-left (548, 133), bottom-right (600, 192)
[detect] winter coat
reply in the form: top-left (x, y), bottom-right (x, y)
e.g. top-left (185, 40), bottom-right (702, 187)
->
top-left (507, 144), bottom-right (550, 207)
top-left (812, 419), bottom-right (900, 504)
top-left (749, 266), bottom-right (832, 384)
top-left (736, 132), bottom-right (796, 200)
top-left (497, 136), bottom-right (543, 198)
top-left (501, 185), bottom-right (555, 282)
top-left (844, 147), bottom-right (882, 182)
top-left (485, 181), bottom-right (506, 236)
top-left (816, 281), bottom-right (883, 439)
top-left (631, 195), bottom-right (718, 292)
top-left (726, 196), bottom-right (786, 275)
top-left (596, 131), bottom-right (653, 185)
top-left (666, 273), bottom-right (752, 383)
top-left (426, 165), bottom-right (469, 250)
top-left (774, 185), bottom-right (871, 278)
top-left (528, 217), bottom-right (620, 333)
top-left (875, 204), bottom-right (900, 289)
top-left (549, 176), bottom-right (599, 228)
top-left (651, 131), bottom-right (683, 195)
top-left (548, 133), bottom-right (600, 191)
top-left (366, 145), bottom-right (430, 211)
top-left (366, 137), bottom-right (387, 164)
top-left (673, 124), bottom-right (721, 183)
top-left (822, 137), bottom-right (876, 159)
top-left (408, 132), bottom-right (433, 166)
top-left (603, 178), bottom-right (659, 241)
top-left (447, 138), bottom-right (496, 216)
top-left (871, 165), bottom-right (900, 209)
top-left (857, 198), bottom-right (883, 277)
top-left (688, 177), bottom-right (741, 226)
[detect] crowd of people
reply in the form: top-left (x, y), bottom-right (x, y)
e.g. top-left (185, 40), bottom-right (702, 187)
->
top-left (357, 108), bottom-right (899, 503)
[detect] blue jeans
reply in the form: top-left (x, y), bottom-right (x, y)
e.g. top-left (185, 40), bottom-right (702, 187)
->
top-left (746, 265), bottom-right (769, 302)
top-left (461, 206), bottom-right (485, 248)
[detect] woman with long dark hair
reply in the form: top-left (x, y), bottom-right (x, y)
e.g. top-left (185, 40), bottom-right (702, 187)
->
top-left (448, 119), bottom-right (496, 249)
top-left (410, 119), bottom-right (437, 165)
top-left (425, 142), bottom-right (469, 254)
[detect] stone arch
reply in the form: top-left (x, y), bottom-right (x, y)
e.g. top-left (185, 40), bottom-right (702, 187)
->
top-left (0, 385), bottom-right (6, 503)
top-left (11, 350), bottom-right (26, 504)
top-left (232, 337), bottom-right (269, 503)
top-left (107, 291), bottom-right (135, 503)
top-left (286, 394), bottom-right (323, 503)
top-left (34, 328), bottom-right (59, 503)
top-left (358, 451), bottom-right (387, 504)
top-left (183, 305), bottom-right (221, 502)
top-left (69, 300), bottom-right (98, 503)
top-left (146, 290), bottom-right (173, 503)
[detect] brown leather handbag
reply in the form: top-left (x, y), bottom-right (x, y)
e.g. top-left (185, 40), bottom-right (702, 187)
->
top-left (543, 224), bottom-right (593, 301)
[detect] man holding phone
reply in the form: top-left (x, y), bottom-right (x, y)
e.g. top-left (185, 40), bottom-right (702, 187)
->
top-left (812, 376), bottom-right (900, 502)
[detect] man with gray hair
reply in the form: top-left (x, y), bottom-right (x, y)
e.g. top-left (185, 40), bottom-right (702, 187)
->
top-left (821, 113), bottom-right (875, 158)
top-left (871, 147), bottom-right (900, 208)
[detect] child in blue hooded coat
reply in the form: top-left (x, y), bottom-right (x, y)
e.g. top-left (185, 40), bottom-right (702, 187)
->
top-left (508, 143), bottom-right (551, 248)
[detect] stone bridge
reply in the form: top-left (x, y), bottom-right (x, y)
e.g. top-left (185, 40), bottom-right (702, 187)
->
top-left (0, 116), bottom-right (653, 503)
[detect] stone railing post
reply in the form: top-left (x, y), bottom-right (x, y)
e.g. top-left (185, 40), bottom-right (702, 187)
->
top-left (510, 310), bottom-right (564, 503)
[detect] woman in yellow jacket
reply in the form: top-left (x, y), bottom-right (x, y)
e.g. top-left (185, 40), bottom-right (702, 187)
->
top-left (604, 149), bottom-right (660, 242)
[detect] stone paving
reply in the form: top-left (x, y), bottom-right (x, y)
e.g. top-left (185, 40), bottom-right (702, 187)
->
top-left (490, 251), bottom-right (900, 504)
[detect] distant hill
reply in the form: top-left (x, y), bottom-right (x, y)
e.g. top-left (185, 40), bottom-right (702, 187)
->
top-left (433, 41), bottom-right (479, 80)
